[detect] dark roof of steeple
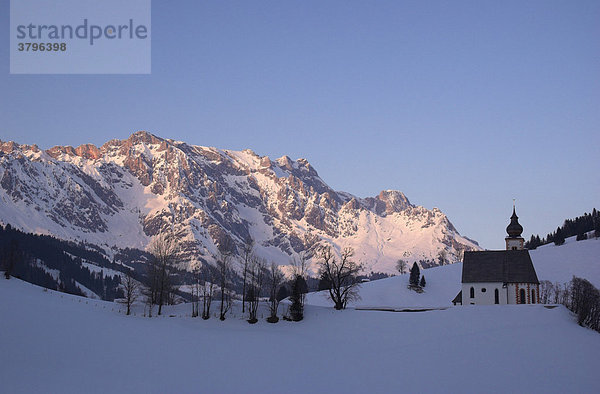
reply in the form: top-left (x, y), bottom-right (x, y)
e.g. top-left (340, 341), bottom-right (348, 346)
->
top-left (462, 250), bottom-right (539, 284)
top-left (506, 206), bottom-right (523, 238)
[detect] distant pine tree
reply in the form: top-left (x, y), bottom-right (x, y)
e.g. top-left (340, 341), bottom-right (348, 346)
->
top-left (289, 275), bottom-right (306, 321)
top-left (576, 232), bottom-right (588, 241)
top-left (525, 234), bottom-right (543, 250)
top-left (409, 263), bottom-right (420, 287)
top-left (419, 275), bottom-right (426, 288)
top-left (318, 271), bottom-right (332, 291)
top-left (554, 227), bottom-right (565, 246)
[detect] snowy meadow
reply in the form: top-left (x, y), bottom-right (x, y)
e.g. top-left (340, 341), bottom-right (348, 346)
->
top-left (1, 237), bottom-right (599, 393)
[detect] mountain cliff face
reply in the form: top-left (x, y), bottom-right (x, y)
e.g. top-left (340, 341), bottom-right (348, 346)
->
top-left (0, 131), bottom-right (479, 274)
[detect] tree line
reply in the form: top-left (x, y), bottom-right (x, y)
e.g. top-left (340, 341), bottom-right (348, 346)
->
top-left (0, 224), bottom-right (124, 300)
top-left (1, 223), bottom-right (371, 322)
top-left (142, 234), bottom-right (366, 322)
top-left (540, 277), bottom-right (600, 333)
top-left (525, 208), bottom-right (600, 249)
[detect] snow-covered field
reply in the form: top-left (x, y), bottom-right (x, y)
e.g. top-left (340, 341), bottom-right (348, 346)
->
top-left (1, 236), bottom-right (599, 393)
top-left (1, 278), bottom-right (599, 394)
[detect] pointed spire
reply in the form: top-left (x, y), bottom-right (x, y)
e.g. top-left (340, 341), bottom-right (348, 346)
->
top-left (506, 202), bottom-right (523, 237)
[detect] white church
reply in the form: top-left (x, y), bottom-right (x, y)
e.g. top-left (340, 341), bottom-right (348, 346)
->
top-left (452, 207), bottom-right (540, 305)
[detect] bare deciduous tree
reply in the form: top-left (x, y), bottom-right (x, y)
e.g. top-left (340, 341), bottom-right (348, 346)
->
top-left (246, 257), bottom-right (265, 324)
top-left (395, 259), bottom-right (407, 275)
top-left (539, 280), bottom-right (553, 304)
top-left (266, 262), bottom-right (284, 323)
top-left (240, 238), bottom-right (254, 314)
top-left (147, 232), bottom-right (179, 316)
top-left (216, 239), bottom-right (235, 321)
top-left (550, 277), bottom-right (600, 332)
top-left (119, 272), bottom-right (139, 316)
top-left (318, 246), bottom-right (362, 310)
top-left (143, 262), bottom-right (158, 317)
top-left (191, 266), bottom-right (201, 317)
top-left (201, 269), bottom-right (215, 320)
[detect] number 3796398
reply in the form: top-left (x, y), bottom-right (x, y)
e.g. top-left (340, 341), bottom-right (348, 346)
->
top-left (18, 42), bottom-right (67, 51)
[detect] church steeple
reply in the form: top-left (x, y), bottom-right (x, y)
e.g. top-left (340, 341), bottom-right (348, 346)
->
top-left (505, 202), bottom-right (525, 250)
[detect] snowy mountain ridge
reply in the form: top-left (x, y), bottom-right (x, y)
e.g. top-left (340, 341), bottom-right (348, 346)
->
top-left (0, 131), bottom-right (479, 273)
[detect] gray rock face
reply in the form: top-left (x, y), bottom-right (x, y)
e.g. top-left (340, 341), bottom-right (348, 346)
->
top-left (0, 132), bottom-right (480, 273)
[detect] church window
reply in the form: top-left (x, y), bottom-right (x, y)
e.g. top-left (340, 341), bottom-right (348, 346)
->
top-left (470, 287), bottom-right (474, 298)
top-left (494, 289), bottom-right (499, 304)
top-left (531, 289), bottom-right (536, 304)
top-left (519, 289), bottom-right (526, 304)
top-left (481, 288), bottom-right (486, 293)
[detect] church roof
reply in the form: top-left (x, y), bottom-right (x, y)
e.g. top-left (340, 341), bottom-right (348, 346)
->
top-left (462, 250), bottom-right (539, 284)
top-left (452, 290), bottom-right (462, 304)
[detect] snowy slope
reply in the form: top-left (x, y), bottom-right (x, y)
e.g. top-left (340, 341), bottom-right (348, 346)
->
top-left (1, 276), bottom-right (599, 394)
top-left (306, 235), bottom-right (600, 308)
top-left (530, 235), bottom-right (600, 288)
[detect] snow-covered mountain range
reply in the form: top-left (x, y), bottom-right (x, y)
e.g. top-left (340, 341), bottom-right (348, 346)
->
top-left (0, 131), bottom-right (479, 273)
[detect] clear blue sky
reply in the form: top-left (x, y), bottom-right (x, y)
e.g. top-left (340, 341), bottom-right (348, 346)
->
top-left (1, 1), bottom-right (598, 249)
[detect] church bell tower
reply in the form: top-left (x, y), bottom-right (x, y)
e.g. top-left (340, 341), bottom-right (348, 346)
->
top-left (505, 203), bottom-right (524, 250)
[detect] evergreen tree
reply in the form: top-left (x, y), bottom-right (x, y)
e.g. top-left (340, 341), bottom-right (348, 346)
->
top-left (554, 227), bottom-right (565, 246)
top-left (3, 239), bottom-right (21, 279)
top-left (420, 275), bottom-right (426, 288)
top-left (318, 270), bottom-right (332, 291)
top-left (289, 275), bottom-right (306, 321)
top-left (276, 285), bottom-right (289, 302)
top-left (409, 263), bottom-right (420, 287)
top-left (576, 232), bottom-right (587, 241)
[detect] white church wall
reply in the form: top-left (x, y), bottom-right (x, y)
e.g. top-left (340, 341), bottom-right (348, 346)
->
top-left (462, 283), bottom-right (506, 305)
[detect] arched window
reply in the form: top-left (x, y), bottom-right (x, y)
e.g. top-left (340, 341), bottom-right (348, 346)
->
top-left (470, 287), bottom-right (475, 298)
top-left (494, 289), bottom-right (499, 304)
top-left (519, 289), bottom-right (526, 304)
top-left (531, 289), bottom-right (536, 304)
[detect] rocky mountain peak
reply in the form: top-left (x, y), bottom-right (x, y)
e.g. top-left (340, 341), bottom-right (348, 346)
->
top-left (74, 144), bottom-right (102, 160)
top-left (0, 140), bottom-right (29, 155)
top-left (127, 130), bottom-right (163, 146)
top-left (46, 145), bottom-right (77, 159)
top-left (377, 190), bottom-right (412, 213)
top-left (276, 155), bottom-right (294, 171)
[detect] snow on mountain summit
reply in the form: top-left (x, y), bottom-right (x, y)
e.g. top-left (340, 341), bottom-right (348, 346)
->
top-left (0, 131), bottom-right (479, 273)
